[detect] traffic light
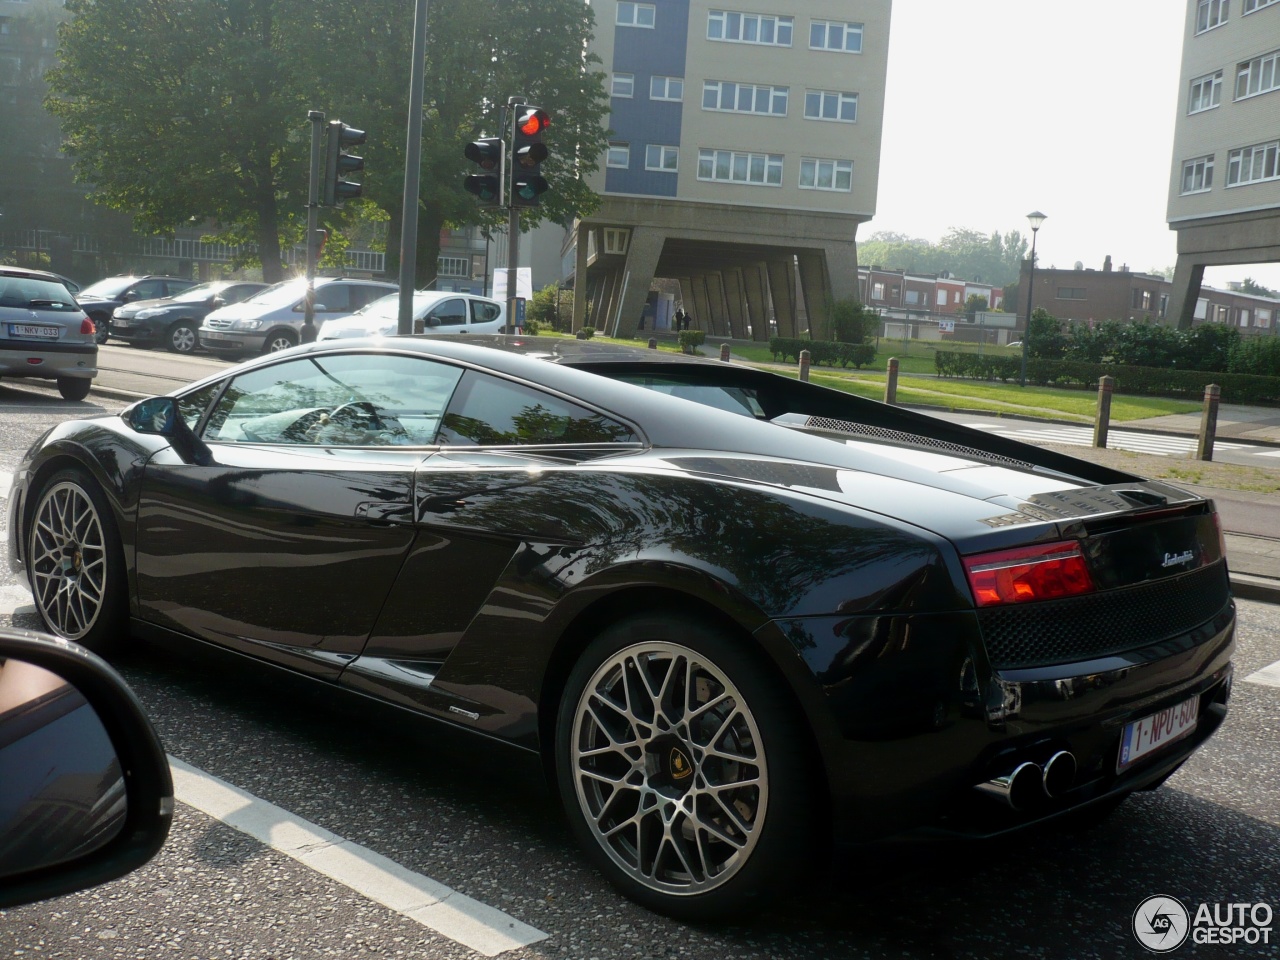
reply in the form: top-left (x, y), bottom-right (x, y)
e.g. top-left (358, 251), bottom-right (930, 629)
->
top-left (510, 107), bottom-right (550, 207)
top-left (464, 137), bottom-right (505, 206)
top-left (323, 120), bottom-right (365, 206)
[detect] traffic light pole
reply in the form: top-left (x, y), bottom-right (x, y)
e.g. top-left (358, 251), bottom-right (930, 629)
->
top-left (302, 110), bottom-right (325, 344)
top-left (505, 96), bottom-right (524, 334)
top-left (397, 0), bottom-right (431, 336)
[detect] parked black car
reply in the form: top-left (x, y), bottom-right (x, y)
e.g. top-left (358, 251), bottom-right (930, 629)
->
top-left (76, 276), bottom-right (197, 345)
top-left (111, 281), bottom-right (269, 354)
top-left (5, 336), bottom-right (1235, 919)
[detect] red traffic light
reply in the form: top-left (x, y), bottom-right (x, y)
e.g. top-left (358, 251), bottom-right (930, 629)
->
top-left (517, 108), bottom-right (550, 137)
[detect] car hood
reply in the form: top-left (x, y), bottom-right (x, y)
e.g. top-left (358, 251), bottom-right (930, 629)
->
top-left (205, 300), bottom-right (278, 322)
top-left (114, 297), bottom-right (173, 317)
top-left (317, 314), bottom-right (396, 340)
top-left (75, 296), bottom-right (121, 310)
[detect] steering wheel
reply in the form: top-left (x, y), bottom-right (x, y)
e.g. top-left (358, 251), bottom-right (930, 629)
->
top-left (328, 400), bottom-right (388, 430)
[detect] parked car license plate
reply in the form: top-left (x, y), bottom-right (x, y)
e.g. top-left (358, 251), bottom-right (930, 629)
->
top-left (112, 317), bottom-right (131, 328)
top-left (8, 323), bottom-right (59, 339)
top-left (1118, 695), bottom-right (1199, 771)
top-left (201, 331), bottom-right (233, 341)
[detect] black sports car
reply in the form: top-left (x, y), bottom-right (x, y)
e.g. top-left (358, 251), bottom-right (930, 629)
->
top-left (5, 336), bottom-right (1234, 918)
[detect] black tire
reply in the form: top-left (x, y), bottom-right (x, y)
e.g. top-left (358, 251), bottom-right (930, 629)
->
top-left (25, 467), bottom-right (128, 652)
top-left (262, 329), bottom-right (297, 353)
top-left (90, 313), bottom-right (111, 344)
top-left (166, 320), bottom-right (199, 354)
top-left (555, 613), bottom-right (816, 920)
top-left (57, 377), bottom-right (93, 401)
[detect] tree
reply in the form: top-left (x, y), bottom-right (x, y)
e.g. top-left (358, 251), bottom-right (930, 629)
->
top-left (858, 228), bottom-right (1029, 287)
top-left (964, 294), bottom-right (988, 321)
top-left (1239, 276), bottom-right (1279, 298)
top-left (830, 298), bottom-right (876, 343)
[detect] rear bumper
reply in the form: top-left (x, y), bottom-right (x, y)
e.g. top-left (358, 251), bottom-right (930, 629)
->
top-left (0, 340), bottom-right (98, 379)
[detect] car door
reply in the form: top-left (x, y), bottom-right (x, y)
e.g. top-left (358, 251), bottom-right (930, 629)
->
top-left (424, 297), bottom-right (468, 333)
top-left (133, 351), bottom-right (465, 679)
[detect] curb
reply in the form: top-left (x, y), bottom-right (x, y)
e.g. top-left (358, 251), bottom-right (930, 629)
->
top-left (1230, 573), bottom-right (1280, 605)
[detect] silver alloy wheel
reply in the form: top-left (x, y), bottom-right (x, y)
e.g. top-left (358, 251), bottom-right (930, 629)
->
top-left (169, 323), bottom-right (197, 353)
top-left (266, 334), bottom-right (295, 352)
top-left (28, 480), bottom-right (109, 641)
top-left (570, 641), bottom-right (768, 897)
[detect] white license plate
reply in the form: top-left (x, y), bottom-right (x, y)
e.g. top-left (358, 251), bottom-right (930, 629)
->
top-left (201, 331), bottom-right (233, 341)
top-left (1118, 695), bottom-right (1199, 771)
top-left (8, 323), bottom-right (59, 339)
top-left (113, 317), bottom-right (131, 328)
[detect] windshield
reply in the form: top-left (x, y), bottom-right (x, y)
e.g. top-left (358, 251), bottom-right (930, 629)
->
top-left (352, 292), bottom-right (441, 320)
top-left (79, 277), bottom-right (138, 299)
top-left (241, 278), bottom-right (308, 308)
top-left (0, 273), bottom-right (80, 311)
top-left (168, 282), bottom-right (228, 304)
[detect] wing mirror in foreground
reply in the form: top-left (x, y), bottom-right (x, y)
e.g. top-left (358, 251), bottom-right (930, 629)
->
top-left (124, 397), bottom-right (213, 466)
top-left (0, 628), bottom-right (172, 909)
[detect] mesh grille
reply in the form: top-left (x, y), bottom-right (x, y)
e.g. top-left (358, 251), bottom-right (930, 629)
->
top-left (804, 416), bottom-right (1035, 470)
top-left (978, 563), bottom-right (1231, 670)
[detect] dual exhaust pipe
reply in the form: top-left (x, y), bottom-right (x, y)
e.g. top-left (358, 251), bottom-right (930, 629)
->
top-left (975, 750), bottom-right (1076, 811)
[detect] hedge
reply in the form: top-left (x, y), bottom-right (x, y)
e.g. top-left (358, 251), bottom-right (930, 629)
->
top-left (934, 351), bottom-right (1280, 404)
top-left (769, 337), bottom-right (876, 368)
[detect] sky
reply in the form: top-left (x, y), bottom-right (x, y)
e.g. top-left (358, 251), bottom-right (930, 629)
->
top-left (874, 0), bottom-right (1280, 292)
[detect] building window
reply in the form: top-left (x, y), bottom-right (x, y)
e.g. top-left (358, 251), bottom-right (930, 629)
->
top-left (650, 76), bottom-right (683, 101)
top-left (937, 290), bottom-right (947, 307)
top-left (603, 228), bottom-right (629, 255)
top-left (1197, 0), bottom-right (1229, 32)
top-left (1181, 155), bottom-right (1215, 193)
top-left (1057, 287), bottom-right (1087, 300)
top-left (1236, 49), bottom-right (1280, 99)
top-left (1258, 306), bottom-right (1273, 327)
top-left (697, 148), bottom-right (784, 186)
top-left (702, 80), bottom-right (788, 115)
top-left (798, 157), bottom-right (853, 191)
top-left (611, 73), bottom-right (634, 98)
top-left (607, 142), bottom-right (631, 168)
top-left (804, 89), bottom-right (858, 122)
top-left (1132, 289), bottom-right (1153, 310)
top-left (1239, 308), bottom-right (1251, 326)
top-left (872, 282), bottom-right (885, 300)
top-left (1189, 71), bottom-right (1223, 112)
top-left (707, 10), bottom-right (793, 46)
top-left (617, 2), bottom-right (655, 27)
top-left (904, 290), bottom-right (920, 305)
top-left (1214, 304), bottom-right (1231, 323)
top-left (1244, 0), bottom-right (1278, 12)
top-left (810, 19), bottom-right (863, 52)
top-left (1227, 139), bottom-right (1280, 185)
top-left (438, 257), bottom-right (468, 278)
top-left (0, 18), bottom-right (9, 35)
top-left (645, 144), bottom-right (679, 171)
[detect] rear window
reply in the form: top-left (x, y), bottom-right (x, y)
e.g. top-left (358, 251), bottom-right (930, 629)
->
top-left (0, 274), bottom-right (80, 311)
top-left (611, 374), bottom-right (766, 418)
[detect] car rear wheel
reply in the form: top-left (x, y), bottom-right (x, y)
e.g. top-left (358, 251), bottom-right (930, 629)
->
top-left (262, 330), bottom-right (297, 353)
top-left (57, 377), bottom-right (92, 401)
top-left (555, 613), bottom-right (815, 919)
top-left (90, 313), bottom-right (111, 344)
top-left (26, 469), bottom-right (127, 651)
top-left (166, 321), bottom-right (198, 354)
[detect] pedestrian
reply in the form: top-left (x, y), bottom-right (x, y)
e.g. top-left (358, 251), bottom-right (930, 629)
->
top-left (673, 307), bottom-right (685, 331)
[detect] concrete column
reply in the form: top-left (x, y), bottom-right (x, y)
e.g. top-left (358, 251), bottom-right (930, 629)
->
top-left (705, 272), bottom-right (730, 337)
top-left (610, 227), bottom-right (666, 339)
top-left (723, 268), bottom-right (747, 339)
top-left (1168, 257), bottom-right (1206, 331)
top-left (572, 223), bottom-right (591, 333)
top-left (766, 259), bottom-right (798, 338)
top-left (597, 267), bottom-right (624, 333)
top-left (678, 278), bottom-right (695, 320)
top-left (797, 250), bottom-right (831, 340)
top-left (743, 263), bottom-right (769, 341)
top-left (825, 239), bottom-right (859, 302)
top-left (690, 274), bottom-right (713, 333)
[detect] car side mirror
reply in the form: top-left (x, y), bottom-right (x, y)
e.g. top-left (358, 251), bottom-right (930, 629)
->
top-left (425, 315), bottom-right (440, 328)
top-left (124, 397), bottom-right (213, 467)
top-left (210, 296), bottom-right (225, 308)
top-left (121, 291), bottom-right (138, 302)
top-left (0, 628), bottom-right (172, 909)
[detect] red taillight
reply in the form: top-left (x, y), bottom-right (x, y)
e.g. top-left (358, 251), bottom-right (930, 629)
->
top-left (80, 318), bottom-right (95, 335)
top-left (963, 541), bottom-right (1095, 607)
top-left (1211, 512), bottom-right (1227, 560)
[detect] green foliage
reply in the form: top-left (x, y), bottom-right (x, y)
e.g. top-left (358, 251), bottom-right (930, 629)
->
top-left (1025, 308), bottom-right (1067, 359)
top-left (769, 338), bottom-right (876, 368)
top-left (830, 298), bottom-right (877, 344)
top-left (527, 283), bottom-right (572, 332)
top-left (576, 326), bottom-right (595, 340)
top-left (1061, 318), bottom-right (1241, 372)
top-left (964, 294), bottom-right (988, 321)
top-left (678, 329), bottom-right (706, 354)
top-left (522, 318), bottom-right (541, 336)
top-left (1239, 277), bottom-right (1278, 298)
top-left (858, 227), bottom-right (1030, 288)
top-left (1229, 336), bottom-right (1280, 378)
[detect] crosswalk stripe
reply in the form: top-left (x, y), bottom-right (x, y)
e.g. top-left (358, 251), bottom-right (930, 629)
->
top-left (966, 424), bottom-right (1253, 457)
top-left (1243, 660), bottom-right (1280, 688)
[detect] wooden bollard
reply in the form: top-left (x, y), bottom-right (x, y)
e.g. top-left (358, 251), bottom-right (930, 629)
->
top-left (720, 343), bottom-right (730, 362)
top-left (884, 357), bottom-right (899, 405)
top-left (1093, 375), bottom-right (1113, 448)
top-left (648, 338), bottom-right (657, 349)
top-left (1197, 384), bottom-right (1220, 462)
top-left (799, 349), bottom-right (811, 382)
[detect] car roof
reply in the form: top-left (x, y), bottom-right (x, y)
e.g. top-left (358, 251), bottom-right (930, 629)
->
top-left (0, 265), bottom-right (66, 282)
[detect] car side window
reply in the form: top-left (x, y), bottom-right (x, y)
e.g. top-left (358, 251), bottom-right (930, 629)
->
top-left (471, 300), bottom-right (502, 323)
top-left (429, 298), bottom-right (467, 326)
top-left (354, 285), bottom-right (393, 307)
top-left (225, 285), bottom-right (260, 304)
top-left (315, 284), bottom-right (352, 312)
top-left (437, 372), bottom-right (638, 446)
top-left (202, 353), bottom-right (463, 446)
top-left (131, 280), bottom-right (167, 300)
top-left (177, 383), bottom-right (222, 430)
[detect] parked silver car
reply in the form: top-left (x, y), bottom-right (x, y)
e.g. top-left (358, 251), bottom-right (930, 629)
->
top-left (0, 265), bottom-right (98, 400)
top-left (199, 277), bottom-right (396, 356)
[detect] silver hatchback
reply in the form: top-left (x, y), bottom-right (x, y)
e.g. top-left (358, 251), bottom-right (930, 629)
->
top-left (0, 266), bottom-right (98, 400)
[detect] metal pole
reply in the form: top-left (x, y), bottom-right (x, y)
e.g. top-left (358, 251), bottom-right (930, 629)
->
top-left (397, 0), bottom-right (431, 336)
top-left (301, 110), bottom-right (325, 344)
top-left (1019, 227), bottom-right (1039, 387)
top-left (505, 96), bottom-right (525, 334)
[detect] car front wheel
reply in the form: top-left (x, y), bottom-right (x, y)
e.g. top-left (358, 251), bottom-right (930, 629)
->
top-left (26, 468), bottom-right (127, 651)
top-left (555, 613), bottom-right (815, 920)
top-left (166, 321), bottom-right (198, 354)
top-left (262, 330), bottom-right (297, 353)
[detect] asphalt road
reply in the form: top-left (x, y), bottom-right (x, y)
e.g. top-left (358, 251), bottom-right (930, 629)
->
top-left (1, 392), bottom-right (1278, 959)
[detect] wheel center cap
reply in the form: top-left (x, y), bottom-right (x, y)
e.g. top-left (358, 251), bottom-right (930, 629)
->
top-left (645, 735), bottom-right (696, 797)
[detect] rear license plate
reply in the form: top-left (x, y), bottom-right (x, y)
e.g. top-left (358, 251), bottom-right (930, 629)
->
top-left (8, 323), bottom-right (59, 339)
top-left (1118, 695), bottom-right (1199, 771)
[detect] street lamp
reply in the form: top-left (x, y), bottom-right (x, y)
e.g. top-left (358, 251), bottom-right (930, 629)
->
top-left (1019, 210), bottom-right (1047, 388)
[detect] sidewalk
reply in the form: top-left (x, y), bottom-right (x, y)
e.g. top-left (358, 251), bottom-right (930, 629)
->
top-left (1122, 403), bottom-right (1280, 447)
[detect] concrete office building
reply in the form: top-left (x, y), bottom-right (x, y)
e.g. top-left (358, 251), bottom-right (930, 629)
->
top-left (1167, 0), bottom-right (1280, 327)
top-left (570, 1), bottom-right (891, 339)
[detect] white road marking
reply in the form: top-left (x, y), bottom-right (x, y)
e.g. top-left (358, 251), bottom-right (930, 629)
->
top-left (0, 472), bottom-right (11, 499)
top-left (1261, 449), bottom-right (1280, 459)
top-left (168, 757), bottom-right (548, 957)
top-left (965, 423), bottom-right (1253, 458)
top-left (1243, 660), bottom-right (1280, 689)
